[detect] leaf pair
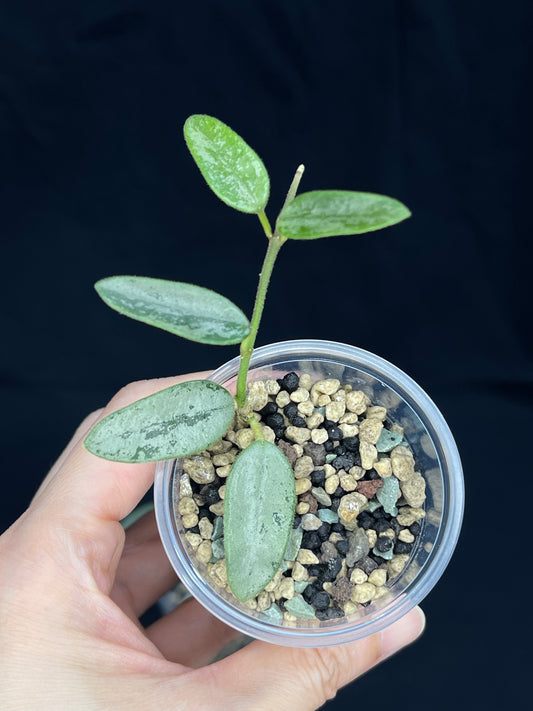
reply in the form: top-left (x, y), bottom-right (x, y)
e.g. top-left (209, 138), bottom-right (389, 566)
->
top-left (184, 114), bottom-right (411, 238)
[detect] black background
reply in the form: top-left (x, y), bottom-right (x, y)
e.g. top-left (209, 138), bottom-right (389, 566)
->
top-left (1, 1), bottom-right (531, 709)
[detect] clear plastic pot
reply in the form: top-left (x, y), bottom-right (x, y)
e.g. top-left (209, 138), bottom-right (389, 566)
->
top-left (154, 340), bottom-right (464, 647)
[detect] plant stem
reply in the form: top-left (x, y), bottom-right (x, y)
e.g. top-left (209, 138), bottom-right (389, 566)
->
top-left (257, 209), bottom-right (272, 238)
top-left (280, 164), bottom-right (305, 213)
top-left (236, 234), bottom-right (285, 406)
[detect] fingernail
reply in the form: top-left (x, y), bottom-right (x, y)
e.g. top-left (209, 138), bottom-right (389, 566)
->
top-left (380, 606), bottom-right (426, 661)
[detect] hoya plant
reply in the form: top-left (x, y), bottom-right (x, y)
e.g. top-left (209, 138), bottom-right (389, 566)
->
top-left (84, 115), bottom-right (410, 601)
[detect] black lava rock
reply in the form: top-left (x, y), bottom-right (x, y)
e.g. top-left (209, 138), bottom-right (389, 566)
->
top-left (302, 531), bottom-right (321, 550)
top-left (355, 556), bottom-right (379, 575)
top-left (291, 416), bottom-right (307, 428)
top-left (335, 537), bottom-right (349, 555)
top-left (316, 606), bottom-right (345, 621)
top-left (265, 412), bottom-right (284, 429)
top-left (303, 583), bottom-right (321, 603)
top-left (394, 541), bottom-right (413, 554)
top-left (333, 444), bottom-right (347, 456)
top-left (283, 402), bottom-right (299, 420)
top-left (312, 591), bottom-right (331, 611)
top-left (331, 453), bottom-right (356, 471)
top-left (373, 518), bottom-right (393, 533)
top-left (331, 522), bottom-right (345, 534)
top-left (324, 441), bottom-right (334, 452)
top-left (259, 401), bottom-right (278, 417)
top-left (327, 426), bottom-right (343, 441)
top-left (317, 523), bottom-right (331, 541)
top-left (410, 522), bottom-right (422, 536)
top-left (306, 564), bottom-right (327, 581)
top-left (376, 536), bottom-right (393, 553)
top-left (200, 484), bottom-right (220, 506)
top-left (330, 497), bottom-right (341, 511)
top-left (292, 514), bottom-right (302, 529)
top-left (278, 371), bottom-right (300, 393)
top-left (323, 556), bottom-right (343, 582)
top-left (342, 436), bottom-right (360, 452)
top-left (310, 469), bottom-right (326, 487)
top-left (357, 511), bottom-right (374, 530)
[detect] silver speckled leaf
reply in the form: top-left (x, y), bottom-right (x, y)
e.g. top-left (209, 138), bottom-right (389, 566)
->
top-left (224, 440), bottom-right (295, 601)
top-left (95, 276), bottom-right (250, 345)
top-left (277, 190), bottom-right (411, 240)
top-left (184, 114), bottom-right (270, 213)
top-left (84, 380), bottom-right (235, 463)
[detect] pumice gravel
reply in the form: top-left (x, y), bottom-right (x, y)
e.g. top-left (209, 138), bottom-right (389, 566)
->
top-left (176, 372), bottom-right (427, 623)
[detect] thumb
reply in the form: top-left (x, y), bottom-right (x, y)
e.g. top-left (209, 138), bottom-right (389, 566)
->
top-left (210, 607), bottom-right (426, 711)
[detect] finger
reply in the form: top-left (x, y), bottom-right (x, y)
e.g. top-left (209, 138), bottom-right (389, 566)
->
top-left (208, 607), bottom-right (426, 711)
top-left (111, 510), bottom-right (178, 618)
top-left (145, 597), bottom-right (244, 668)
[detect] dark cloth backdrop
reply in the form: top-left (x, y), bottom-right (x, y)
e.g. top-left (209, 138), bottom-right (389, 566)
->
top-left (1, 2), bottom-right (531, 709)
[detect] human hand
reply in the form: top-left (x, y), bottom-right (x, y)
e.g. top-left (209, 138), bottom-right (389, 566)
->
top-left (0, 373), bottom-right (425, 711)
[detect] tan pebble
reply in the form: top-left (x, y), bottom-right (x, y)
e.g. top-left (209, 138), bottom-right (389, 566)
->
top-left (183, 456), bottom-right (215, 484)
top-left (373, 586), bottom-right (388, 600)
top-left (339, 423), bottom-right (359, 438)
top-left (366, 406), bottom-right (387, 421)
top-left (350, 568), bottom-right (368, 584)
top-left (311, 427), bottom-right (329, 444)
top-left (398, 529), bottom-right (415, 543)
top-left (275, 390), bottom-right (291, 407)
top-left (264, 568), bottom-right (283, 592)
top-left (359, 441), bottom-right (378, 470)
top-left (299, 373), bottom-right (312, 390)
top-left (246, 380), bottom-right (270, 411)
top-left (324, 463), bottom-right (336, 477)
top-left (396, 507), bottom-right (425, 526)
top-left (388, 554), bottom-right (410, 578)
top-left (301, 513), bottom-right (322, 530)
top-left (401, 472), bottom-right (426, 507)
top-left (260, 425), bottom-right (276, 443)
top-left (317, 394), bottom-right (331, 406)
top-left (365, 529), bottom-right (378, 547)
top-left (325, 400), bottom-right (346, 422)
top-left (295, 478), bottom-right (312, 495)
top-left (322, 581), bottom-right (333, 594)
top-left (339, 473), bottom-right (358, 492)
top-left (277, 577), bottom-right (295, 600)
top-left (312, 378), bottom-right (340, 395)
top-left (344, 601), bottom-right (358, 615)
top-left (285, 426), bottom-right (311, 444)
top-left (209, 501), bottom-right (225, 516)
top-left (216, 464), bottom-right (232, 478)
top-left (380, 528), bottom-right (396, 539)
top-left (212, 452), bottom-right (235, 466)
top-left (218, 485), bottom-right (226, 500)
top-left (196, 540), bottom-right (213, 564)
top-left (198, 517), bottom-right (213, 539)
top-left (328, 532), bottom-right (343, 544)
top-left (244, 598), bottom-right (258, 610)
top-left (208, 438), bottom-right (233, 454)
top-left (325, 474), bottom-right (340, 495)
top-left (293, 444), bottom-right (304, 457)
top-left (290, 387), bottom-right (310, 403)
top-left (346, 390), bottom-right (370, 414)
top-left (283, 611), bottom-right (298, 624)
top-left (352, 582), bottom-right (377, 604)
top-left (284, 560), bottom-right (294, 570)
top-left (390, 423), bottom-right (404, 435)
top-left (368, 569), bottom-right (388, 587)
top-left (359, 418), bottom-right (383, 445)
top-left (296, 502), bottom-right (310, 515)
top-left (184, 532), bottom-right (202, 548)
top-left (256, 591), bottom-right (271, 611)
top-left (294, 455), bottom-right (315, 479)
top-left (298, 400), bottom-right (314, 417)
top-left (337, 492), bottom-right (368, 529)
top-left (193, 494), bottom-right (204, 506)
top-left (391, 445), bottom-right (412, 458)
top-left (332, 389), bottom-right (347, 402)
top-left (374, 458), bottom-right (392, 478)
top-left (340, 412), bottom-right (359, 424)
top-left (225, 430), bottom-right (236, 444)
top-left (306, 411), bottom-right (324, 428)
top-left (297, 549), bottom-right (320, 565)
top-left (349, 465), bottom-right (365, 480)
top-left (391, 454), bottom-right (415, 481)
top-left (178, 497), bottom-right (199, 516)
top-left (265, 379), bottom-right (280, 395)
top-left (179, 473), bottom-right (193, 498)
top-left (291, 562), bottom-right (309, 582)
top-left (235, 428), bottom-right (256, 450)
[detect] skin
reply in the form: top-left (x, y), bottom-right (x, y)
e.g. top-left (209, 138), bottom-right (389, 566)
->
top-left (0, 373), bottom-right (425, 711)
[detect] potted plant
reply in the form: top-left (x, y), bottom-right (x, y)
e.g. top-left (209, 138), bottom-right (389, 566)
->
top-left (84, 115), bottom-right (464, 646)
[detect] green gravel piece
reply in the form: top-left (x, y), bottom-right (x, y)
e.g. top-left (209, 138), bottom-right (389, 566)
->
top-left (367, 499), bottom-right (382, 512)
top-left (326, 453), bottom-right (336, 463)
top-left (376, 475), bottom-right (400, 515)
top-left (261, 603), bottom-right (284, 624)
top-left (211, 537), bottom-right (225, 561)
top-left (294, 580), bottom-right (310, 593)
top-left (284, 526), bottom-right (303, 562)
top-left (376, 429), bottom-right (403, 453)
top-left (372, 545), bottom-right (394, 560)
top-left (315, 406), bottom-right (326, 415)
top-left (284, 595), bottom-right (316, 619)
top-left (317, 509), bottom-right (339, 523)
top-left (211, 516), bottom-right (224, 541)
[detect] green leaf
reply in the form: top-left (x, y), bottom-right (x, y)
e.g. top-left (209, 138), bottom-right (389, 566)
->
top-left (95, 276), bottom-right (250, 345)
top-left (84, 380), bottom-right (235, 463)
top-left (277, 190), bottom-right (411, 240)
top-left (183, 114), bottom-right (270, 213)
top-left (224, 440), bottom-right (296, 601)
